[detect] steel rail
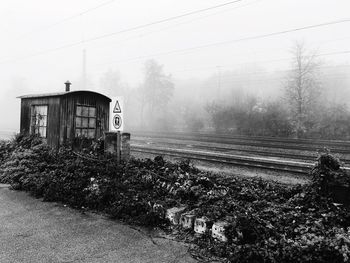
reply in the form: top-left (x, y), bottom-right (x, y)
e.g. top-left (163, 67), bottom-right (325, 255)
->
top-left (131, 145), bottom-right (314, 174)
top-left (132, 131), bottom-right (350, 147)
top-left (131, 139), bottom-right (350, 164)
top-left (133, 134), bottom-right (350, 154)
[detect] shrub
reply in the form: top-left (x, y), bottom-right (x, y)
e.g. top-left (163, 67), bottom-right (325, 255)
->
top-left (1, 136), bottom-right (350, 262)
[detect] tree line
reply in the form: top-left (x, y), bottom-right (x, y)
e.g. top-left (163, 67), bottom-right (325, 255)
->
top-left (204, 42), bottom-right (350, 139)
top-left (99, 41), bottom-right (350, 140)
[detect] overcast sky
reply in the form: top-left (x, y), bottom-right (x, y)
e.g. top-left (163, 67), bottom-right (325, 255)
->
top-left (0, 0), bottom-right (350, 131)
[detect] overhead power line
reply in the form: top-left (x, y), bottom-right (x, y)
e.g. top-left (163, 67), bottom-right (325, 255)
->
top-left (14, 0), bottom-right (117, 40)
top-left (86, 0), bottom-right (262, 52)
top-left (172, 64), bottom-right (350, 77)
top-left (83, 0), bottom-right (245, 42)
top-left (214, 72), bottom-right (350, 86)
top-left (170, 53), bottom-right (350, 74)
top-left (0, 0), bottom-right (246, 64)
top-left (93, 47), bottom-right (350, 69)
top-left (113, 19), bottom-right (350, 63)
top-left (1, 14), bottom-right (350, 65)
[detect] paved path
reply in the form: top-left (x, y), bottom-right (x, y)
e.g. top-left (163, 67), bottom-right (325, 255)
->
top-left (0, 184), bottom-right (196, 263)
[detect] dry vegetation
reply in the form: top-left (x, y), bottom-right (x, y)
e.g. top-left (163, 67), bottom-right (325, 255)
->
top-left (1, 135), bottom-right (350, 262)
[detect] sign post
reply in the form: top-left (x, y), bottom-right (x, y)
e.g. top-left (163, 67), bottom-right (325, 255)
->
top-left (105, 96), bottom-right (128, 164)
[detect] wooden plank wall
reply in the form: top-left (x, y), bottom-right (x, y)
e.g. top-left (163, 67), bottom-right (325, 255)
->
top-left (20, 92), bottom-right (110, 149)
top-left (60, 92), bottom-right (110, 144)
top-left (20, 97), bottom-right (61, 148)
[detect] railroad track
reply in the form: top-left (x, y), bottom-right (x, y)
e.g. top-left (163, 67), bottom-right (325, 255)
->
top-left (132, 131), bottom-right (350, 148)
top-left (131, 131), bottom-right (350, 174)
top-left (131, 139), bottom-right (350, 165)
top-left (178, 132), bottom-right (350, 147)
top-left (132, 145), bottom-right (315, 174)
top-left (132, 133), bottom-right (350, 154)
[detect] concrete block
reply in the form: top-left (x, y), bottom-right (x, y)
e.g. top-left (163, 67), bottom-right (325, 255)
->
top-left (212, 221), bottom-right (230, 242)
top-left (165, 206), bottom-right (187, 225)
top-left (104, 132), bottom-right (121, 163)
top-left (121, 133), bottom-right (130, 161)
top-left (152, 203), bottom-right (165, 218)
top-left (180, 212), bottom-right (196, 229)
top-left (194, 217), bottom-right (211, 234)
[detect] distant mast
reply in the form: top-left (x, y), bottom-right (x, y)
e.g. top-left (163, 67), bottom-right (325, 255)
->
top-left (82, 49), bottom-right (87, 89)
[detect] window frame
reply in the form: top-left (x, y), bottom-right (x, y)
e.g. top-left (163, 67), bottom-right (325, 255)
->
top-left (30, 104), bottom-right (48, 138)
top-left (74, 104), bottom-right (97, 139)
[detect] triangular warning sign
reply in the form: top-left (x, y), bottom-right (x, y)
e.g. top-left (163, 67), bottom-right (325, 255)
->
top-left (113, 100), bottom-right (121, 113)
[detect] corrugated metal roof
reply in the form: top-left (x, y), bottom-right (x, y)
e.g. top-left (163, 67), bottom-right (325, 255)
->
top-left (17, 90), bottom-right (111, 102)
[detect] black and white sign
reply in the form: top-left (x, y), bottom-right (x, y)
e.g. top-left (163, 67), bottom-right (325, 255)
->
top-left (110, 97), bottom-right (124, 131)
top-left (113, 114), bottom-right (122, 129)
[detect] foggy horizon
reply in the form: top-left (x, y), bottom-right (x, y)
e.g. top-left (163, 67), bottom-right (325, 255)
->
top-left (1, 0), bottom-right (350, 133)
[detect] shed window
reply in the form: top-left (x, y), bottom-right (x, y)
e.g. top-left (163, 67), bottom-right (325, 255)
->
top-left (75, 105), bottom-right (96, 138)
top-left (31, 105), bottom-right (48, 138)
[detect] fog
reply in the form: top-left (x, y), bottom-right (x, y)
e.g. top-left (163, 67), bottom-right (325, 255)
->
top-left (1, 0), bottom-right (350, 136)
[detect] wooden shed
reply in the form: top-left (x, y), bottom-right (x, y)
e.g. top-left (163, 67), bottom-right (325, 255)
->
top-left (18, 82), bottom-right (111, 148)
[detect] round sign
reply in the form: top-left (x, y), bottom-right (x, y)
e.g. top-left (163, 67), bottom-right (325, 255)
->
top-left (113, 114), bottom-right (122, 129)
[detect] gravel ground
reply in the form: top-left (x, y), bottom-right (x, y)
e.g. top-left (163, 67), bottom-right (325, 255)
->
top-left (0, 184), bottom-right (196, 263)
top-left (131, 151), bottom-right (310, 185)
top-left (132, 136), bottom-right (350, 162)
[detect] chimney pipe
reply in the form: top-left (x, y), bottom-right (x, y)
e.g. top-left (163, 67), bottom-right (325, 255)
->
top-left (64, 80), bottom-right (71, 92)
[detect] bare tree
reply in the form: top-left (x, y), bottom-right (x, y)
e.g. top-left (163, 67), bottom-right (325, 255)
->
top-left (284, 41), bottom-right (321, 138)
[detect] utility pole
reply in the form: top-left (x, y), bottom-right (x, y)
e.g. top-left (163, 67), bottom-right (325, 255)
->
top-left (82, 49), bottom-right (87, 89)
